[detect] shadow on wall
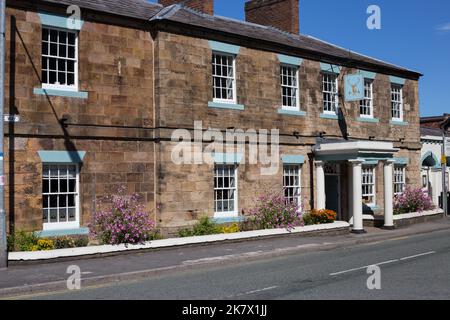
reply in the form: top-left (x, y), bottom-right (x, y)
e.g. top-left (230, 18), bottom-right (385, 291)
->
top-left (337, 107), bottom-right (348, 140)
top-left (8, 16), bottom-right (17, 234)
top-left (8, 15), bottom-right (82, 233)
top-left (308, 152), bottom-right (315, 210)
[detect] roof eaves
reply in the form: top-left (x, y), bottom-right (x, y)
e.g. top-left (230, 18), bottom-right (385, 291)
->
top-left (305, 35), bottom-right (422, 76)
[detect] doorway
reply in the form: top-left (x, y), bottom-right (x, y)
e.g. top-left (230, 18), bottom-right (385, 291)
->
top-left (325, 163), bottom-right (341, 219)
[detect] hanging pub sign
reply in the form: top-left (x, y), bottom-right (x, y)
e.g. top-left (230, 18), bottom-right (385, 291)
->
top-left (344, 74), bottom-right (364, 102)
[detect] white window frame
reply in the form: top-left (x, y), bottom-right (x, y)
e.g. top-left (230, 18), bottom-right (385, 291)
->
top-left (362, 165), bottom-right (376, 206)
top-left (391, 84), bottom-right (404, 122)
top-left (360, 79), bottom-right (374, 118)
top-left (41, 26), bottom-right (79, 92)
top-left (280, 64), bottom-right (300, 111)
top-left (42, 163), bottom-right (80, 231)
top-left (212, 52), bottom-right (237, 104)
top-left (394, 165), bottom-right (406, 195)
top-left (283, 165), bottom-right (301, 206)
top-left (214, 164), bottom-right (238, 218)
top-left (322, 72), bottom-right (339, 115)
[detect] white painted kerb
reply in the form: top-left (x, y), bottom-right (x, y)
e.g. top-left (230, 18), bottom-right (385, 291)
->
top-left (393, 209), bottom-right (443, 220)
top-left (361, 209), bottom-right (443, 221)
top-left (8, 221), bottom-right (350, 261)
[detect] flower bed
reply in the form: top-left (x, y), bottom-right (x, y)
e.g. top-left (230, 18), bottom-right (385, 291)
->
top-left (8, 221), bottom-right (350, 262)
top-left (302, 209), bottom-right (337, 226)
top-left (7, 231), bottom-right (89, 252)
top-left (8, 188), bottom-right (338, 253)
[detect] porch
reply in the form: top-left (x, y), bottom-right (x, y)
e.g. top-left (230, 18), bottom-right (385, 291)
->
top-left (313, 140), bottom-right (402, 233)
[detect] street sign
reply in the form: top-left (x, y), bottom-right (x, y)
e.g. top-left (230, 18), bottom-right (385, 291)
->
top-left (445, 137), bottom-right (450, 157)
top-left (4, 114), bottom-right (20, 123)
top-left (344, 74), bottom-right (364, 102)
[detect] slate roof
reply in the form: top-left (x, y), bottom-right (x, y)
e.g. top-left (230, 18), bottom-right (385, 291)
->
top-left (151, 5), bottom-right (422, 78)
top-left (31, 1), bottom-right (421, 78)
top-left (421, 127), bottom-right (445, 137)
top-left (38, 0), bottom-right (162, 20)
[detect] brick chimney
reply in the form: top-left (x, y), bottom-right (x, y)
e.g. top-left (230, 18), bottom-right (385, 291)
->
top-left (159, 0), bottom-right (214, 15)
top-left (245, 0), bottom-right (299, 34)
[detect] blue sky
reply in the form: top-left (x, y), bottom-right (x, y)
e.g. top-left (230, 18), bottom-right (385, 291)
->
top-left (149, 0), bottom-right (450, 117)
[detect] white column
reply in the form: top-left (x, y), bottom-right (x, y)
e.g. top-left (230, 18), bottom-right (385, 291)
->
top-left (349, 160), bottom-right (365, 233)
top-left (315, 161), bottom-right (326, 210)
top-left (348, 162), bottom-right (354, 224)
top-left (383, 160), bottom-right (395, 229)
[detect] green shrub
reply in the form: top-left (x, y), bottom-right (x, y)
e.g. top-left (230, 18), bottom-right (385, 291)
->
top-left (239, 219), bottom-right (258, 232)
top-left (52, 236), bottom-right (90, 249)
top-left (302, 213), bottom-right (314, 226)
top-left (7, 231), bottom-right (92, 252)
top-left (146, 230), bottom-right (163, 241)
top-left (178, 217), bottom-right (221, 237)
top-left (53, 236), bottom-right (76, 249)
top-left (178, 228), bottom-right (193, 238)
top-left (7, 233), bottom-right (15, 252)
top-left (7, 231), bottom-right (40, 252)
top-left (74, 236), bottom-right (90, 247)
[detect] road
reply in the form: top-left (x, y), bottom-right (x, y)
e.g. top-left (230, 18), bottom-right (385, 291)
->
top-left (17, 228), bottom-right (450, 300)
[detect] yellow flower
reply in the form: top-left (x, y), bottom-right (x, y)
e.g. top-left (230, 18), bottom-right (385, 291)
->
top-left (37, 239), bottom-right (55, 251)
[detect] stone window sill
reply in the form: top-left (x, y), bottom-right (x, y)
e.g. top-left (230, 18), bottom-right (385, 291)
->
top-left (390, 120), bottom-right (409, 126)
top-left (320, 113), bottom-right (342, 120)
top-left (212, 216), bottom-right (245, 224)
top-left (34, 88), bottom-right (88, 99)
top-left (357, 117), bottom-right (380, 123)
top-left (208, 101), bottom-right (245, 111)
top-left (277, 109), bottom-right (307, 117)
top-left (35, 227), bottom-right (89, 238)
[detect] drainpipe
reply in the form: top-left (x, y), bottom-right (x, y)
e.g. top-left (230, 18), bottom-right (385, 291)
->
top-left (0, 0), bottom-right (7, 269)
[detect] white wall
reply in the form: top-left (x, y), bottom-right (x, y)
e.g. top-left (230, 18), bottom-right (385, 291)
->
top-left (421, 136), bottom-right (450, 207)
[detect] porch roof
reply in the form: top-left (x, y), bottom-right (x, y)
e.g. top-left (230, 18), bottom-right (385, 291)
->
top-left (313, 140), bottom-right (399, 162)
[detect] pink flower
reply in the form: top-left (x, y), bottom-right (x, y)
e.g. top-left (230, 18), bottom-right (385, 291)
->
top-left (91, 186), bottom-right (156, 245)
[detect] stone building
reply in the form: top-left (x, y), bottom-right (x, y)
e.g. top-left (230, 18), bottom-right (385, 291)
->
top-left (3, 0), bottom-right (422, 237)
top-left (420, 114), bottom-right (449, 207)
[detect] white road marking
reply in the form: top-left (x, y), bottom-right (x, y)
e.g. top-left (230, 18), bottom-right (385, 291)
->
top-left (330, 259), bottom-right (398, 276)
top-left (182, 251), bottom-right (265, 265)
top-left (330, 251), bottom-right (437, 276)
top-left (244, 286), bottom-right (279, 295)
top-left (182, 244), bottom-right (322, 265)
top-left (400, 251), bottom-right (436, 261)
top-left (223, 286), bottom-right (279, 298)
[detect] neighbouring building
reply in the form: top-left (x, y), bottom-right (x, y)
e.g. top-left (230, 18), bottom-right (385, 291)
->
top-left (420, 114), bottom-right (450, 207)
top-left (4, 0), bottom-right (423, 237)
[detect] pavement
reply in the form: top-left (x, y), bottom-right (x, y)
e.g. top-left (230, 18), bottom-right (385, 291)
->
top-left (1, 217), bottom-right (450, 299)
